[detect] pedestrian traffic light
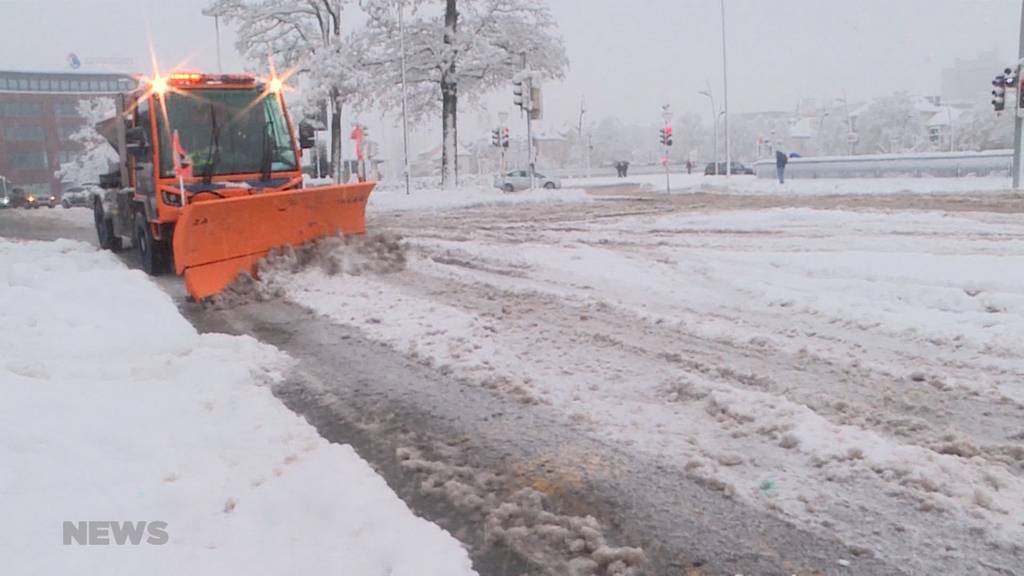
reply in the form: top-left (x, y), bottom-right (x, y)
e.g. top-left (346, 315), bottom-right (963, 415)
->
top-left (491, 128), bottom-right (501, 147)
top-left (501, 127), bottom-right (510, 148)
top-left (993, 74), bottom-right (1007, 112)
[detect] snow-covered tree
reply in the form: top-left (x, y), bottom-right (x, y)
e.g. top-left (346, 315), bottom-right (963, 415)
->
top-left (855, 94), bottom-right (930, 154)
top-left (954, 105), bottom-right (1014, 151)
top-left (205, 0), bottom-right (353, 181)
top-left (55, 98), bottom-right (118, 187)
top-left (360, 0), bottom-right (568, 187)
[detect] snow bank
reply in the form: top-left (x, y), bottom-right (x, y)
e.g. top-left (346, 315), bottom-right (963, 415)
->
top-left (0, 239), bottom-right (476, 576)
top-left (369, 184), bottom-right (590, 213)
top-left (700, 175), bottom-right (1014, 196)
top-left (564, 173), bottom-right (1015, 196)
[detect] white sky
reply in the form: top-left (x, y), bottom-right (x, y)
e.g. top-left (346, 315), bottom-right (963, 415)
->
top-left (0, 0), bottom-right (1020, 133)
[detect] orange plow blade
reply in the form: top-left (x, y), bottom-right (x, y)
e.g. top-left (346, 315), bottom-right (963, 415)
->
top-left (172, 182), bottom-right (375, 300)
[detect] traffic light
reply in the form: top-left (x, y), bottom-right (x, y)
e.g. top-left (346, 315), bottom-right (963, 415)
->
top-left (513, 81), bottom-right (524, 109)
top-left (501, 127), bottom-right (510, 148)
top-left (491, 128), bottom-right (501, 147)
top-left (993, 73), bottom-right (1008, 112)
top-left (659, 126), bottom-right (674, 146)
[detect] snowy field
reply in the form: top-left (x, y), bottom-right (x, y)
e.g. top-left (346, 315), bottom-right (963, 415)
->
top-left (368, 183), bottom-right (590, 213)
top-left (279, 194), bottom-right (1024, 574)
top-left (0, 239), bottom-right (475, 576)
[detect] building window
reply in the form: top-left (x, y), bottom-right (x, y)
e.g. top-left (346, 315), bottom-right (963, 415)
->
top-left (4, 126), bottom-right (45, 141)
top-left (58, 123), bottom-right (81, 139)
top-left (0, 101), bottom-right (42, 116)
top-left (0, 78), bottom-right (8, 90)
top-left (55, 102), bottom-right (79, 117)
top-left (16, 78), bottom-right (27, 90)
top-left (59, 79), bottom-right (69, 91)
top-left (9, 149), bottom-right (49, 169)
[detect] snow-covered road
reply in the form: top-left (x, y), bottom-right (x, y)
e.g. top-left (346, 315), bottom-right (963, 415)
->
top-left (0, 237), bottom-right (476, 575)
top-left (275, 188), bottom-right (1024, 575)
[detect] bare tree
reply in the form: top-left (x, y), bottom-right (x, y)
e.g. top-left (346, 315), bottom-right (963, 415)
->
top-left (360, 0), bottom-right (568, 188)
top-left (205, 0), bottom-right (350, 181)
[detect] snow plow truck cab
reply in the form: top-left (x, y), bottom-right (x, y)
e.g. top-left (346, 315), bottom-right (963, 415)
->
top-left (94, 71), bottom-right (374, 300)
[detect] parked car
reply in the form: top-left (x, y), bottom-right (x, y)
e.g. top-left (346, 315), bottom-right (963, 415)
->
top-left (704, 162), bottom-right (755, 176)
top-left (493, 170), bottom-right (562, 192)
top-left (0, 176), bottom-right (11, 208)
top-left (25, 191), bottom-right (57, 209)
top-left (61, 186), bottom-right (95, 209)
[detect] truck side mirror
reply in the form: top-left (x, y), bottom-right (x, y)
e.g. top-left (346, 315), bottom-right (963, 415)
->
top-left (125, 126), bottom-right (150, 160)
top-left (298, 122), bottom-right (315, 150)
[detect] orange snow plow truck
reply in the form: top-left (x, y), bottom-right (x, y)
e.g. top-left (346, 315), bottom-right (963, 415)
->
top-left (93, 72), bottom-right (373, 300)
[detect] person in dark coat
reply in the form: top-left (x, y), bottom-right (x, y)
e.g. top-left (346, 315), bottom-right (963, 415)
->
top-left (775, 149), bottom-right (789, 184)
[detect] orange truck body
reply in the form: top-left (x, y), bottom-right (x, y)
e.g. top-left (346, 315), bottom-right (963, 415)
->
top-left (104, 72), bottom-right (374, 300)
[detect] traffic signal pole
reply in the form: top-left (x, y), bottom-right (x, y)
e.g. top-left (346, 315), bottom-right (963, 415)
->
top-left (1014, 1), bottom-right (1024, 189)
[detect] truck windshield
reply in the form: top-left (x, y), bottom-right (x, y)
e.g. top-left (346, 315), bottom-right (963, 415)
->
top-left (155, 88), bottom-right (296, 179)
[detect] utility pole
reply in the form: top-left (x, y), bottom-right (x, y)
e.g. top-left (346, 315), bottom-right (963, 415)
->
top-left (721, 0), bottom-right (731, 177)
top-left (521, 53), bottom-right (535, 190)
top-left (398, 0), bottom-right (412, 195)
top-left (578, 97), bottom-right (587, 176)
top-left (699, 86), bottom-right (719, 175)
top-left (1014, 0), bottom-right (1024, 189)
top-left (214, 15), bottom-right (223, 74)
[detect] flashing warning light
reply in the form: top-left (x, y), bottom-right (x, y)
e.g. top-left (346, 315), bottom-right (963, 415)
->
top-left (169, 72), bottom-right (202, 84)
top-left (150, 74), bottom-right (168, 95)
top-left (268, 77), bottom-right (284, 94)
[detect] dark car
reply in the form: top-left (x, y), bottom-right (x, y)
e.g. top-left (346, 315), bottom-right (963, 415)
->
top-left (704, 162), bottom-right (755, 176)
top-left (24, 190), bottom-right (57, 209)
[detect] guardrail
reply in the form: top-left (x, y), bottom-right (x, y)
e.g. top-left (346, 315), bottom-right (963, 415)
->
top-left (752, 150), bottom-right (1013, 179)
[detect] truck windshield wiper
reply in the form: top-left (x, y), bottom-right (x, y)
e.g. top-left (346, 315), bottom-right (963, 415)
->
top-left (201, 104), bottom-right (221, 184)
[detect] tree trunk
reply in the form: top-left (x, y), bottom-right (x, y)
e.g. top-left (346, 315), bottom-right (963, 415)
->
top-left (440, 0), bottom-right (459, 189)
top-left (331, 89), bottom-right (344, 183)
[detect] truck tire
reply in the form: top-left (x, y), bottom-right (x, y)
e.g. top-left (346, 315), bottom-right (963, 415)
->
top-left (94, 200), bottom-right (122, 252)
top-left (134, 213), bottom-right (167, 276)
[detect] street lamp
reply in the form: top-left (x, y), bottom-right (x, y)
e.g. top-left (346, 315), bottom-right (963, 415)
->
top-left (720, 0), bottom-right (731, 177)
top-left (398, 0), bottom-right (411, 195)
top-left (699, 88), bottom-right (718, 175)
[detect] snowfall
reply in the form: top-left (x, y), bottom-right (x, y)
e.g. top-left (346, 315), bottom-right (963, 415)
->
top-left (278, 177), bottom-right (1024, 574)
top-left (0, 238), bottom-right (477, 575)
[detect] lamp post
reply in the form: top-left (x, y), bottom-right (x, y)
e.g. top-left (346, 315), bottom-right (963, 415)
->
top-left (720, 0), bottom-right (731, 177)
top-left (398, 0), bottom-right (411, 195)
top-left (212, 14), bottom-right (223, 73)
top-left (699, 88), bottom-right (718, 175)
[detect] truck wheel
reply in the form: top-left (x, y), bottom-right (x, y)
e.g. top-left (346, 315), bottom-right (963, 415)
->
top-left (94, 200), bottom-right (122, 251)
top-left (543, 182), bottom-right (556, 190)
top-left (134, 213), bottom-right (167, 275)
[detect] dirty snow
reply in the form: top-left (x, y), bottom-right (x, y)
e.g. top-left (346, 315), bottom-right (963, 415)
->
top-left (280, 191), bottom-right (1024, 574)
top-left (0, 238), bottom-right (476, 576)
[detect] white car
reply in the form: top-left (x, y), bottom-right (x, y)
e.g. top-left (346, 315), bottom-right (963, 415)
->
top-left (60, 186), bottom-right (96, 209)
top-left (493, 170), bottom-right (562, 192)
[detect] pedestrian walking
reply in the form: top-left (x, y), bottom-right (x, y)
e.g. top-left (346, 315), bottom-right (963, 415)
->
top-left (686, 159), bottom-right (693, 175)
top-left (775, 149), bottom-right (789, 184)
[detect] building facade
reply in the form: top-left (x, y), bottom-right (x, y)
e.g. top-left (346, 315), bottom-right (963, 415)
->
top-left (0, 70), bottom-right (137, 198)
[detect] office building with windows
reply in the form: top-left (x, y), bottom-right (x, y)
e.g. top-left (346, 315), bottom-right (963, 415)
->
top-left (0, 70), bottom-right (137, 198)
